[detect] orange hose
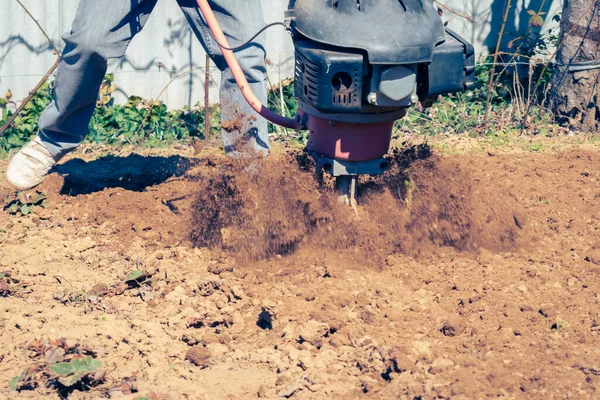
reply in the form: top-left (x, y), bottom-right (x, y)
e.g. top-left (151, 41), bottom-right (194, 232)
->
top-left (195, 0), bottom-right (302, 130)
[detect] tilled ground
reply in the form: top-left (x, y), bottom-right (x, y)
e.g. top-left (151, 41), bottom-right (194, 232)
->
top-left (0, 140), bottom-right (599, 399)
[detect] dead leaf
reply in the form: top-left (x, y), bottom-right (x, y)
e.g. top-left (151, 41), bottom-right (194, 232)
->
top-left (44, 347), bottom-right (66, 364)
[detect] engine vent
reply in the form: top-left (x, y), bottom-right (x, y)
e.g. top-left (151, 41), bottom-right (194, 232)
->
top-left (294, 41), bottom-right (363, 113)
top-left (331, 69), bottom-right (359, 105)
top-left (295, 53), bottom-right (319, 103)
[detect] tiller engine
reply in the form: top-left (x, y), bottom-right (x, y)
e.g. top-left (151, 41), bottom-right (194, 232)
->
top-left (196, 0), bottom-right (475, 206)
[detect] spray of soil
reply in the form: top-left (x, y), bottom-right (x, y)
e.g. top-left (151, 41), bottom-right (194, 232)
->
top-left (190, 145), bottom-right (525, 265)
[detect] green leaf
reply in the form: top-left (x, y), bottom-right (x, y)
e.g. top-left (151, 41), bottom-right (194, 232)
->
top-left (50, 362), bottom-right (75, 376)
top-left (73, 357), bottom-right (102, 373)
top-left (125, 270), bottom-right (144, 282)
top-left (8, 376), bottom-right (20, 391)
top-left (34, 193), bottom-right (47, 204)
top-left (58, 372), bottom-right (86, 387)
top-left (20, 205), bottom-right (31, 215)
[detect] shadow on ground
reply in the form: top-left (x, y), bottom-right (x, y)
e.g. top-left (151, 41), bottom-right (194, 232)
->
top-left (53, 154), bottom-right (196, 195)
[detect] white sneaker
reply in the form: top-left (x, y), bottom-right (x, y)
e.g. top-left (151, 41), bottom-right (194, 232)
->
top-left (5, 136), bottom-right (62, 191)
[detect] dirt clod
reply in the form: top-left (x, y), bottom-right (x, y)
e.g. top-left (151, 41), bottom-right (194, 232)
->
top-left (441, 315), bottom-right (467, 337)
top-left (297, 321), bottom-right (330, 346)
top-left (429, 358), bottom-right (455, 374)
top-left (539, 304), bottom-right (557, 318)
top-left (185, 346), bottom-right (212, 369)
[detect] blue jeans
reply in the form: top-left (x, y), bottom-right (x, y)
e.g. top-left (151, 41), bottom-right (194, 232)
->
top-left (38, 0), bottom-right (269, 156)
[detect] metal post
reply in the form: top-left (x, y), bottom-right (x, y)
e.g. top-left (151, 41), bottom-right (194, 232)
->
top-left (204, 54), bottom-right (210, 141)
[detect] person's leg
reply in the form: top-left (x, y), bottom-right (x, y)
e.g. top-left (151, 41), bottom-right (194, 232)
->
top-left (38, 0), bottom-right (159, 157)
top-left (177, 0), bottom-right (269, 155)
top-left (6, 0), bottom-right (159, 190)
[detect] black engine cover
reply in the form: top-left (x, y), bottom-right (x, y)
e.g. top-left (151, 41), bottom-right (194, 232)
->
top-left (288, 0), bottom-right (475, 122)
top-left (287, 0), bottom-right (445, 64)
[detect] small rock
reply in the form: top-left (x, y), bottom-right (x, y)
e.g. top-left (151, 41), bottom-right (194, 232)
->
top-left (201, 333), bottom-right (220, 345)
top-left (434, 384), bottom-right (451, 398)
top-left (283, 344), bottom-right (301, 361)
top-left (218, 333), bottom-right (232, 344)
top-left (388, 349), bottom-right (414, 372)
top-left (207, 261), bottom-right (233, 275)
top-left (517, 285), bottom-right (528, 293)
top-left (539, 304), bottom-right (557, 318)
top-left (360, 311), bottom-right (375, 325)
top-left (298, 351), bottom-right (315, 370)
top-left (197, 277), bottom-right (222, 297)
top-left (329, 332), bottom-right (351, 348)
top-left (275, 374), bottom-right (292, 387)
top-left (165, 286), bottom-right (187, 302)
top-left (232, 269), bottom-right (248, 279)
top-left (215, 300), bottom-right (227, 310)
top-left (585, 250), bottom-right (600, 265)
top-left (257, 384), bottom-right (267, 398)
top-left (230, 312), bottom-right (245, 333)
top-left (230, 285), bottom-right (244, 300)
top-left (441, 315), bottom-right (466, 337)
top-left (155, 251), bottom-right (165, 260)
top-left (429, 358), bottom-right (454, 374)
top-left (385, 307), bottom-right (404, 322)
top-left (412, 341), bottom-right (431, 358)
top-left (185, 346), bottom-right (212, 369)
top-left (88, 283), bottom-right (110, 296)
top-left (297, 321), bottom-right (330, 346)
top-left (38, 208), bottom-right (53, 220)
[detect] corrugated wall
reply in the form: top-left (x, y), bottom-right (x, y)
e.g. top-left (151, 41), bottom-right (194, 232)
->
top-left (0, 0), bottom-right (561, 109)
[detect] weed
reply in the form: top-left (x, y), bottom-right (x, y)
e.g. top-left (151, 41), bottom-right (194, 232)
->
top-left (4, 191), bottom-right (47, 216)
top-left (9, 338), bottom-right (105, 395)
top-left (0, 271), bottom-right (30, 297)
top-left (9, 338), bottom-right (139, 398)
top-left (551, 319), bottom-right (569, 333)
top-left (0, 76), bottom-right (219, 157)
top-left (124, 268), bottom-right (158, 302)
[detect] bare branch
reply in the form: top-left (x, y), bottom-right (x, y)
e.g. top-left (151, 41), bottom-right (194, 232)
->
top-left (434, 1), bottom-right (476, 23)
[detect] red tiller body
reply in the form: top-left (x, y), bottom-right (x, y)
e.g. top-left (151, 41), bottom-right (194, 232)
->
top-left (307, 117), bottom-right (393, 162)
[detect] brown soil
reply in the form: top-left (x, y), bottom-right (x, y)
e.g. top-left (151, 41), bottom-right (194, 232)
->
top-left (0, 142), bottom-right (599, 399)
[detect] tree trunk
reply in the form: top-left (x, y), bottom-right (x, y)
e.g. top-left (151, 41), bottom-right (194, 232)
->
top-left (550, 0), bottom-right (600, 132)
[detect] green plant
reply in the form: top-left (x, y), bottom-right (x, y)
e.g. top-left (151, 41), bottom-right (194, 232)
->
top-left (0, 76), bottom-right (221, 157)
top-left (5, 191), bottom-right (48, 216)
top-left (552, 319), bottom-right (569, 333)
top-left (0, 83), bottom-right (53, 155)
top-left (49, 357), bottom-right (103, 387)
top-left (9, 338), bottom-right (105, 393)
